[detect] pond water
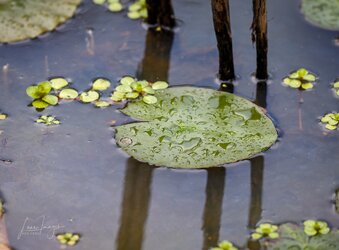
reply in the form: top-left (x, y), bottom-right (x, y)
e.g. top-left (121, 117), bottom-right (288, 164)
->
top-left (0, 0), bottom-right (338, 249)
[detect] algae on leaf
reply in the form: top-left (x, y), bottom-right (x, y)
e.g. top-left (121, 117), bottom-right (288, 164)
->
top-left (0, 0), bottom-right (81, 43)
top-left (301, 0), bottom-right (339, 31)
top-left (115, 87), bottom-right (277, 169)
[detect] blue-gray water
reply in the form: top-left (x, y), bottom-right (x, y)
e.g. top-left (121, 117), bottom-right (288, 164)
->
top-left (0, 0), bottom-right (338, 249)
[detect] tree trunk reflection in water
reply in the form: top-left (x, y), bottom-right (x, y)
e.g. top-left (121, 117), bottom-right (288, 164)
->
top-left (202, 168), bottom-right (226, 250)
top-left (146, 0), bottom-right (176, 28)
top-left (116, 26), bottom-right (174, 250)
top-left (116, 159), bottom-right (154, 250)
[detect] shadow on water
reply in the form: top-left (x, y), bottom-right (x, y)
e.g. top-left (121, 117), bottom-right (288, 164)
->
top-left (202, 168), bottom-right (226, 250)
top-left (116, 158), bottom-right (154, 250)
top-left (116, 27), bottom-right (175, 250)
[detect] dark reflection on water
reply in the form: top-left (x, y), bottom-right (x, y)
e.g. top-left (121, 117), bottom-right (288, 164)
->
top-left (202, 168), bottom-right (226, 250)
top-left (254, 81), bottom-right (267, 109)
top-left (137, 28), bottom-right (174, 82)
top-left (116, 158), bottom-right (154, 250)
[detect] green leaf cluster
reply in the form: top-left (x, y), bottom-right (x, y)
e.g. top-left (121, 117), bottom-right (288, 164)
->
top-left (332, 81), bottom-right (339, 96)
top-left (36, 115), bottom-right (61, 125)
top-left (0, 113), bottom-right (7, 120)
top-left (111, 76), bottom-right (168, 104)
top-left (92, 0), bottom-right (123, 12)
top-left (80, 78), bottom-right (112, 106)
top-left (56, 233), bottom-right (80, 246)
top-left (211, 240), bottom-right (238, 250)
top-left (26, 77), bottom-right (79, 110)
top-left (251, 223), bottom-right (279, 240)
top-left (265, 222), bottom-right (339, 250)
top-left (320, 112), bottom-right (339, 130)
top-left (283, 68), bottom-right (316, 90)
top-left (127, 0), bottom-right (147, 20)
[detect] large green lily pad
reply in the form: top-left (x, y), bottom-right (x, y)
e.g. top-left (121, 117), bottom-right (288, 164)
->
top-left (0, 0), bottom-right (81, 43)
top-left (301, 0), bottom-right (339, 31)
top-left (115, 87), bottom-right (277, 169)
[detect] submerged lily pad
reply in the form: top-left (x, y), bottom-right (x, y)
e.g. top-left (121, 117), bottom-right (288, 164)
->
top-left (115, 87), bottom-right (277, 169)
top-left (301, 0), bottom-right (339, 31)
top-left (0, 0), bottom-right (81, 43)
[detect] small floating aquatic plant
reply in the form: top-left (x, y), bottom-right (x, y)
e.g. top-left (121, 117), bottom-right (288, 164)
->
top-left (0, 113), bottom-right (7, 120)
top-left (36, 116), bottom-right (61, 126)
top-left (92, 0), bottom-right (147, 19)
top-left (56, 233), bottom-right (80, 246)
top-left (111, 76), bottom-right (168, 104)
top-left (282, 68), bottom-right (316, 90)
top-left (251, 223), bottom-right (279, 240)
top-left (332, 80), bottom-right (339, 97)
top-left (320, 112), bottom-right (339, 130)
top-left (211, 240), bottom-right (238, 250)
top-left (303, 220), bottom-right (330, 236)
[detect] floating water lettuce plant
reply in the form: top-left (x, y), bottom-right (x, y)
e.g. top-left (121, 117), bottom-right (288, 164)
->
top-left (111, 76), bottom-right (168, 104)
top-left (264, 222), bottom-right (339, 250)
top-left (211, 240), bottom-right (238, 250)
top-left (26, 81), bottom-right (58, 109)
top-left (282, 68), bottom-right (316, 90)
top-left (320, 112), bottom-right (339, 130)
top-left (301, 0), bottom-right (339, 31)
top-left (127, 0), bottom-right (147, 20)
top-left (115, 87), bottom-right (277, 169)
top-left (56, 233), bottom-right (80, 246)
top-left (251, 223), bottom-right (279, 240)
top-left (92, 0), bottom-right (123, 12)
top-left (0, 113), bottom-right (7, 120)
top-left (0, 0), bottom-right (81, 43)
top-left (36, 116), bottom-right (61, 126)
top-left (332, 80), bottom-right (339, 97)
top-left (303, 220), bottom-right (330, 236)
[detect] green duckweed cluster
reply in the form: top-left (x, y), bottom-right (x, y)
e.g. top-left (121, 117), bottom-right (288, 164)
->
top-left (36, 115), bottom-right (61, 126)
top-left (332, 80), bottom-right (339, 96)
top-left (320, 112), bottom-right (339, 130)
top-left (26, 77), bottom-right (115, 110)
top-left (211, 240), bottom-right (238, 250)
top-left (283, 68), bottom-right (316, 90)
top-left (211, 220), bottom-right (338, 249)
top-left (56, 233), bottom-right (80, 246)
top-left (0, 113), bottom-right (7, 120)
top-left (303, 220), bottom-right (330, 236)
top-left (111, 76), bottom-right (168, 104)
top-left (92, 0), bottom-right (147, 19)
top-left (92, 0), bottom-right (123, 12)
top-left (251, 223), bottom-right (279, 240)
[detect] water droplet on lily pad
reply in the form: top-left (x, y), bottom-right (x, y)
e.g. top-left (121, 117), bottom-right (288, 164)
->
top-left (59, 88), bottom-right (79, 99)
top-left (80, 90), bottom-right (100, 103)
top-left (0, 0), bottom-right (81, 43)
top-left (115, 87), bottom-right (277, 169)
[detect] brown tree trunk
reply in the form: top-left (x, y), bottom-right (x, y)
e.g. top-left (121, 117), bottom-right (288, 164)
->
top-left (146, 0), bottom-right (176, 28)
top-left (211, 0), bottom-right (235, 81)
